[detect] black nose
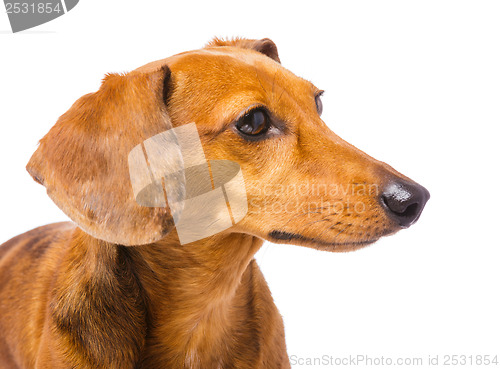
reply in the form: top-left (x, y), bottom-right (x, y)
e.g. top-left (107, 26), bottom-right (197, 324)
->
top-left (381, 180), bottom-right (430, 228)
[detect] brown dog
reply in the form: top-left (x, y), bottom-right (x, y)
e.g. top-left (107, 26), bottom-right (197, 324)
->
top-left (0, 38), bottom-right (429, 369)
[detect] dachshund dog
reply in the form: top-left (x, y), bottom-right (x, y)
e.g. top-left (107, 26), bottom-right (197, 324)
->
top-left (0, 38), bottom-right (429, 369)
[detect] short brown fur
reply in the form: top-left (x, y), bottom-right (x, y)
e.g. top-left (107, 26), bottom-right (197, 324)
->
top-left (0, 38), bottom-right (423, 368)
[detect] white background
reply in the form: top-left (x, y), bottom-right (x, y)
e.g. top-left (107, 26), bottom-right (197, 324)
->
top-left (1, 1), bottom-right (499, 368)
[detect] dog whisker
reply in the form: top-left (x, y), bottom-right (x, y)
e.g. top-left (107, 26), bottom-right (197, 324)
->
top-left (253, 65), bottom-right (268, 95)
top-left (295, 218), bottom-right (331, 234)
top-left (275, 86), bottom-right (286, 105)
top-left (314, 221), bottom-right (341, 241)
top-left (271, 69), bottom-right (278, 100)
top-left (281, 211), bottom-right (322, 228)
top-left (331, 224), bottom-right (352, 243)
top-left (281, 205), bottom-right (335, 228)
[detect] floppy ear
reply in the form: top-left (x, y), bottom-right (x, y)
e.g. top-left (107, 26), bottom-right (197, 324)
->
top-left (27, 66), bottom-right (182, 246)
top-left (206, 37), bottom-right (281, 64)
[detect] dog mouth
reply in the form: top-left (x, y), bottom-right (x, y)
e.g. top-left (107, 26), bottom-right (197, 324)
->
top-left (268, 230), bottom-right (380, 250)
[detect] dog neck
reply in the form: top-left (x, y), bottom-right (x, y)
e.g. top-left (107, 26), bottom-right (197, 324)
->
top-left (128, 231), bottom-right (265, 366)
top-left (139, 231), bottom-right (262, 312)
top-left (60, 228), bottom-right (266, 367)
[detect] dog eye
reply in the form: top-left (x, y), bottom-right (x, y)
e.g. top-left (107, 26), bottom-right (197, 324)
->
top-left (236, 108), bottom-right (270, 136)
top-left (315, 92), bottom-right (324, 116)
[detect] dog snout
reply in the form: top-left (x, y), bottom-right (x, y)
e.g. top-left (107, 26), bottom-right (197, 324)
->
top-left (380, 180), bottom-right (430, 228)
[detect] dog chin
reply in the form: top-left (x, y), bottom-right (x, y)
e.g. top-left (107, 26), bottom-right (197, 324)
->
top-left (267, 230), bottom-right (380, 252)
top-left (320, 239), bottom-right (378, 252)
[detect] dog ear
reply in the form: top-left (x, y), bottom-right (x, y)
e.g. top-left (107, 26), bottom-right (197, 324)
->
top-left (207, 37), bottom-right (281, 64)
top-left (26, 66), bottom-right (183, 246)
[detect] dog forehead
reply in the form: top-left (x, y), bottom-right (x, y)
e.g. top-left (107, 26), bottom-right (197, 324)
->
top-left (136, 47), bottom-right (271, 72)
top-left (135, 48), bottom-right (317, 127)
top-left (135, 47), bottom-right (310, 92)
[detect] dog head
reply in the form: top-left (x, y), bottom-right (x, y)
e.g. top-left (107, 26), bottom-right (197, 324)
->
top-left (27, 37), bottom-right (429, 249)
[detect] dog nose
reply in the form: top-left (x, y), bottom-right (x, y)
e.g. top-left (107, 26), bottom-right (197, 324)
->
top-left (381, 180), bottom-right (430, 228)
